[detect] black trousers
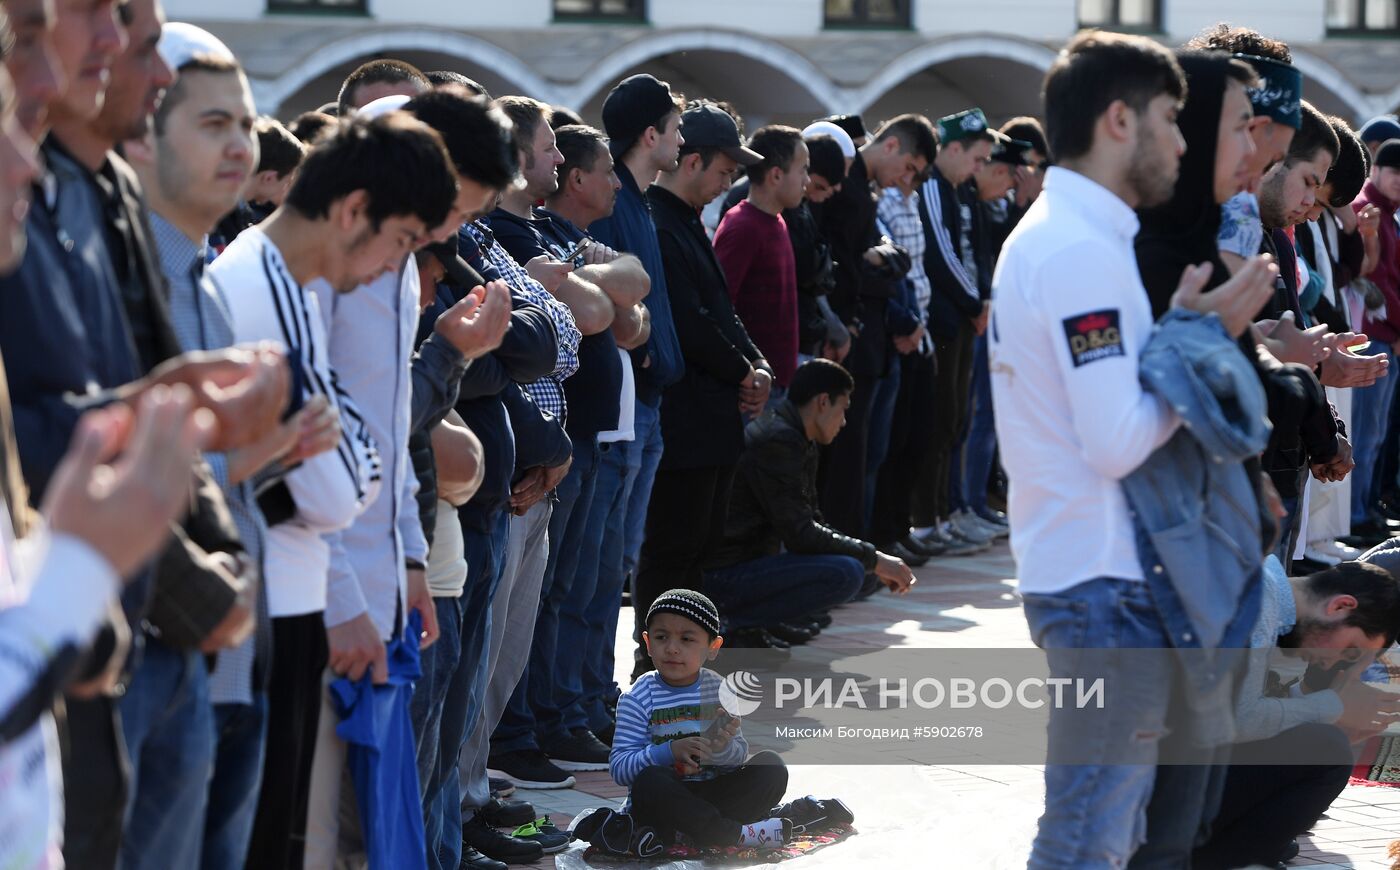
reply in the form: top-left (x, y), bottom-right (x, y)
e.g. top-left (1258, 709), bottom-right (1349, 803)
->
top-left (871, 352), bottom-right (938, 549)
top-left (913, 321), bottom-right (973, 528)
top-left (61, 694), bottom-right (130, 870)
top-left (819, 372), bottom-right (876, 538)
top-left (1191, 723), bottom-right (1353, 870)
top-left (246, 612), bottom-right (329, 870)
top-left (633, 463), bottom-right (736, 675)
top-left (629, 750), bottom-right (789, 847)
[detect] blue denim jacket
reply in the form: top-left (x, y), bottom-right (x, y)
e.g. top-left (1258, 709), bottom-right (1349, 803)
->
top-left (1123, 310), bottom-right (1269, 744)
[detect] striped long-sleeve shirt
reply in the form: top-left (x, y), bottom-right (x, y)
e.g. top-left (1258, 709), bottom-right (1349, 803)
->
top-left (610, 669), bottom-right (749, 790)
top-left (213, 226), bottom-right (382, 619)
top-left (463, 221), bottom-right (580, 424)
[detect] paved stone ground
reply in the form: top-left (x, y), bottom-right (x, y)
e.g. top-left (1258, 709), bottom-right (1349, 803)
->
top-left (508, 542), bottom-right (1400, 869)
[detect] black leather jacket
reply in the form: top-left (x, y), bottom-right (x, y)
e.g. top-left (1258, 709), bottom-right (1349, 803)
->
top-left (713, 400), bottom-right (878, 570)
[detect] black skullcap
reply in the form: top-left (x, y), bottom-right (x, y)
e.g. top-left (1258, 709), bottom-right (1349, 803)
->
top-left (646, 589), bottom-right (721, 637)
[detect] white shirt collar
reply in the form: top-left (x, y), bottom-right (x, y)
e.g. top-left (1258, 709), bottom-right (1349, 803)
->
top-left (1042, 166), bottom-right (1140, 244)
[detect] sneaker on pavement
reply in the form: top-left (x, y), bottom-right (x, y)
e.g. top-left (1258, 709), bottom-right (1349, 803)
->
top-left (479, 796), bottom-right (536, 829)
top-left (593, 720), bottom-right (614, 746)
top-left (975, 507), bottom-right (1010, 527)
top-left (461, 847), bottom-right (508, 870)
top-left (770, 795), bottom-right (855, 835)
top-left (488, 777), bottom-right (515, 799)
top-left (509, 816), bottom-right (570, 854)
top-left (945, 523), bottom-right (992, 553)
top-left (488, 749), bottom-right (576, 789)
top-left (911, 526), bottom-right (981, 557)
top-left (949, 511), bottom-right (995, 545)
top-left (543, 728), bottom-right (611, 772)
top-left (965, 510), bottom-right (1009, 540)
top-left (462, 813), bottom-right (544, 865)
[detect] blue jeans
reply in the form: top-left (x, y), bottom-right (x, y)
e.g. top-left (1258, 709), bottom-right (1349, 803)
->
top-left (494, 439), bottom-right (601, 751)
top-left (201, 695), bottom-right (268, 870)
top-left (117, 639), bottom-right (216, 870)
top-left (411, 596), bottom-right (464, 802)
top-left (864, 363), bottom-right (902, 529)
top-left (624, 398), bottom-right (664, 587)
top-left (426, 512), bottom-right (510, 870)
top-left (959, 335), bottom-right (998, 517)
top-left (705, 554), bottom-right (866, 631)
top-left (560, 438), bottom-right (635, 734)
top-left (1275, 494), bottom-right (1301, 566)
top-left (1021, 577), bottom-right (1190, 870)
top-left (1351, 345), bottom-right (1396, 524)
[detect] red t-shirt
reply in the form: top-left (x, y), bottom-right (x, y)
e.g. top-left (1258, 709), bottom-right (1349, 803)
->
top-left (714, 200), bottom-right (799, 386)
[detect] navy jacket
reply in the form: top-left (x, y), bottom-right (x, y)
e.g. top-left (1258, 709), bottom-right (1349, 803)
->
top-left (588, 162), bottom-right (683, 405)
top-left (445, 229), bottom-right (563, 533)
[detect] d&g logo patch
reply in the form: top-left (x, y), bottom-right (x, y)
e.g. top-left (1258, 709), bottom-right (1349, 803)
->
top-left (1061, 309), bottom-right (1124, 367)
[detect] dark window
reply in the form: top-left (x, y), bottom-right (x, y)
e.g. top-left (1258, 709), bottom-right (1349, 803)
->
top-left (1077, 0), bottom-right (1162, 31)
top-left (267, 0), bottom-right (367, 13)
top-left (824, 0), bottom-right (912, 28)
top-left (553, 0), bottom-right (646, 20)
top-left (1327, 0), bottom-right (1400, 32)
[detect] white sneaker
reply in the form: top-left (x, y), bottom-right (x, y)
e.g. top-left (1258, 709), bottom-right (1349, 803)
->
top-left (949, 511), bottom-right (995, 545)
top-left (1302, 545), bottom-right (1342, 566)
top-left (969, 513), bottom-right (1009, 540)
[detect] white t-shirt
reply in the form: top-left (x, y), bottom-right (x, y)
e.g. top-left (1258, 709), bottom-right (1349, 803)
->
top-left (989, 168), bottom-right (1179, 596)
top-left (597, 347), bottom-right (636, 444)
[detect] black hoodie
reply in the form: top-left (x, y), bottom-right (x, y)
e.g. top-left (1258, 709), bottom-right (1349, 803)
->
top-left (1136, 50), bottom-right (1235, 313)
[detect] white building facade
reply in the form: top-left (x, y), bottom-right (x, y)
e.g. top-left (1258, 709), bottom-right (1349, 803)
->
top-left (170, 0), bottom-right (1400, 129)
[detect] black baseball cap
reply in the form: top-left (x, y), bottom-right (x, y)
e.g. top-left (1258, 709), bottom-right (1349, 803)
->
top-left (680, 104), bottom-right (762, 165)
top-left (989, 138), bottom-right (1037, 167)
top-left (1376, 139), bottom-right (1400, 171)
top-left (820, 113), bottom-right (868, 143)
top-left (601, 74), bottom-right (679, 159)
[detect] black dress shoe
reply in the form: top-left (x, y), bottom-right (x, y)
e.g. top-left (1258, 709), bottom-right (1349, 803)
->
top-left (766, 622), bottom-right (815, 645)
top-left (480, 796), bottom-right (536, 829)
top-left (725, 627), bottom-right (771, 648)
top-left (901, 533), bottom-right (945, 558)
top-left (890, 541), bottom-right (929, 567)
top-left (759, 628), bottom-right (792, 650)
top-left (461, 847), bottom-right (508, 870)
top-left (804, 620), bottom-right (823, 636)
top-left (809, 611), bottom-right (834, 629)
top-left (462, 813), bottom-right (544, 864)
top-left (1352, 519), bottom-right (1395, 540)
